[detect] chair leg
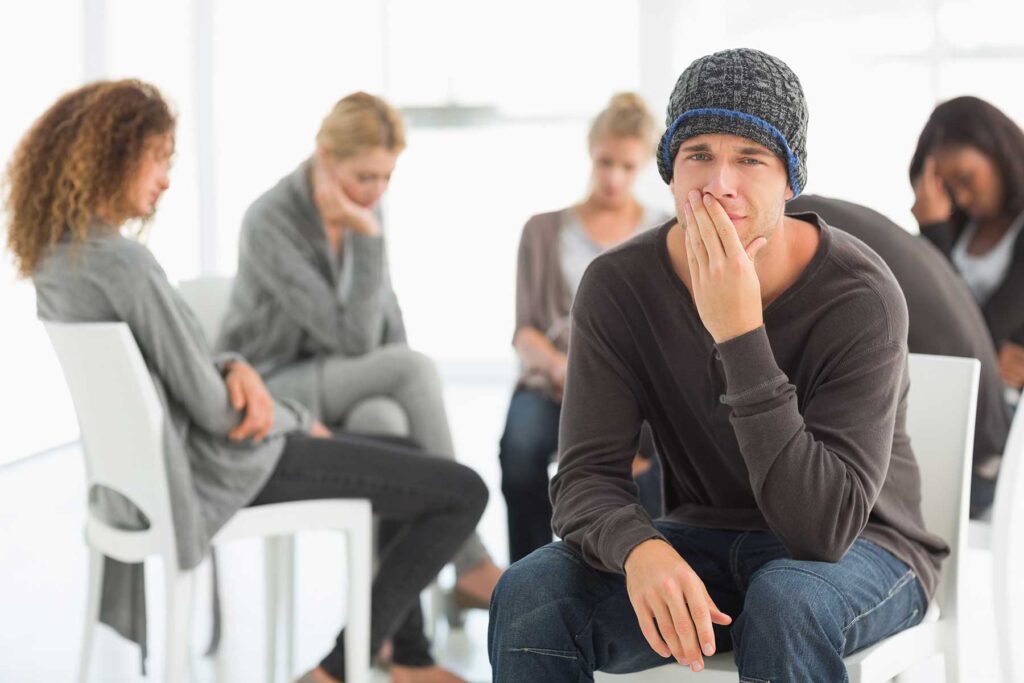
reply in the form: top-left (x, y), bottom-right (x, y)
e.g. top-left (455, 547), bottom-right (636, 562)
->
top-left (346, 508), bottom-right (373, 683)
top-left (163, 565), bottom-right (194, 683)
top-left (264, 538), bottom-right (280, 683)
top-left (992, 541), bottom-right (1015, 683)
top-left (944, 621), bottom-right (961, 683)
top-left (78, 548), bottom-right (104, 683)
top-left (280, 536), bottom-right (296, 679)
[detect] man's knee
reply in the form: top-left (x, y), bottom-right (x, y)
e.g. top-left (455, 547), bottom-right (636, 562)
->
top-left (735, 562), bottom-right (847, 653)
top-left (493, 545), bottom-right (586, 619)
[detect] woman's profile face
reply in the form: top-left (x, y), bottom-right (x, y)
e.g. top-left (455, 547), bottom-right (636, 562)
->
top-left (934, 144), bottom-right (1004, 222)
top-left (326, 146), bottom-right (400, 209)
top-left (588, 135), bottom-right (647, 209)
top-left (128, 132), bottom-right (173, 218)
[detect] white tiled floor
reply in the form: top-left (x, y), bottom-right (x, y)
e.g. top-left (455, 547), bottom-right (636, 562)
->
top-left (0, 378), bottom-right (1007, 682)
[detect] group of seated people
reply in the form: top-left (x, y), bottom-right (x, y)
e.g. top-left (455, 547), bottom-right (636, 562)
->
top-left (4, 46), bottom-right (1020, 682)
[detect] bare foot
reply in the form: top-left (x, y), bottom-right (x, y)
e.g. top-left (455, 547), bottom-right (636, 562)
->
top-left (390, 664), bottom-right (466, 683)
top-left (453, 559), bottom-right (504, 607)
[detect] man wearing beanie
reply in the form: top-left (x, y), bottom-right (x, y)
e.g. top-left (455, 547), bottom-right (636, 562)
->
top-left (489, 48), bottom-right (948, 681)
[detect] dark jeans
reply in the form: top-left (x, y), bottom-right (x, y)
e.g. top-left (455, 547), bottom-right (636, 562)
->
top-left (248, 432), bottom-right (488, 677)
top-left (499, 388), bottom-right (662, 562)
top-left (489, 523), bottom-right (927, 682)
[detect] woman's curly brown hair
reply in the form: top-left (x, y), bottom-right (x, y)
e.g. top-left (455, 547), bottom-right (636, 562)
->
top-left (5, 79), bottom-right (175, 277)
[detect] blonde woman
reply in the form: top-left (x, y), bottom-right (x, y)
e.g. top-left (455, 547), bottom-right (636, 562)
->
top-left (217, 92), bottom-right (502, 619)
top-left (501, 93), bottom-right (670, 562)
top-left (9, 79), bottom-right (484, 683)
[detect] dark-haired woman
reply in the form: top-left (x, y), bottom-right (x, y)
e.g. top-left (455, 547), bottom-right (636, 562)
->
top-left (910, 96), bottom-right (1024, 393)
top-left (6, 79), bottom-right (478, 683)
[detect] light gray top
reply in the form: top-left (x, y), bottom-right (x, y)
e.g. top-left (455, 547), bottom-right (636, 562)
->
top-left (217, 159), bottom-right (406, 417)
top-left (33, 228), bottom-right (312, 660)
top-left (951, 212), bottom-right (1024, 305)
top-left (515, 204), bottom-right (669, 399)
top-left (559, 208), bottom-right (650, 298)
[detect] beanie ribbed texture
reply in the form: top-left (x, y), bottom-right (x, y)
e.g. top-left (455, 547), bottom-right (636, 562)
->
top-left (657, 48), bottom-right (809, 196)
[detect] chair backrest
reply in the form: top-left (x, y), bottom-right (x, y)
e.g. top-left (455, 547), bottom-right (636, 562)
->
top-left (177, 275), bottom-right (234, 345)
top-left (905, 353), bottom-right (979, 622)
top-left (991, 390), bottom-right (1024, 682)
top-left (44, 321), bottom-right (176, 559)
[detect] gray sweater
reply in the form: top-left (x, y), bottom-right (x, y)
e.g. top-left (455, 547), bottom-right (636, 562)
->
top-left (551, 216), bottom-right (948, 600)
top-left (217, 159), bottom-right (406, 416)
top-left (33, 228), bottom-right (311, 660)
top-left (514, 206), bottom-right (669, 399)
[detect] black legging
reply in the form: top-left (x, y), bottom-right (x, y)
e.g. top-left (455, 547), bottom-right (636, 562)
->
top-left (248, 432), bottom-right (488, 675)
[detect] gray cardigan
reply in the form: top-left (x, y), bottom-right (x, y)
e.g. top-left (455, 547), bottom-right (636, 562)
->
top-left (513, 205), bottom-right (669, 399)
top-left (33, 228), bottom-right (311, 663)
top-left (217, 159), bottom-right (406, 416)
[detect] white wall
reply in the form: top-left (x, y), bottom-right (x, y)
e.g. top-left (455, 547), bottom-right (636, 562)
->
top-left (4, 0), bottom-right (1024, 464)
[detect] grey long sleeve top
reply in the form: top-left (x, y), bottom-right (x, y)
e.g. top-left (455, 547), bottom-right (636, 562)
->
top-left (550, 216), bottom-right (948, 600)
top-left (217, 159), bottom-right (406, 413)
top-left (33, 228), bottom-right (312, 660)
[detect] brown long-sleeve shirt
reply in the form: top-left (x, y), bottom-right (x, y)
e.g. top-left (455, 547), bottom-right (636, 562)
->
top-left (550, 215), bottom-right (948, 600)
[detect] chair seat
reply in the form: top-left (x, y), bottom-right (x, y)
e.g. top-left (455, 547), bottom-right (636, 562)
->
top-left (596, 601), bottom-right (943, 683)
top-left (213, 499), bottom-right (372, 546)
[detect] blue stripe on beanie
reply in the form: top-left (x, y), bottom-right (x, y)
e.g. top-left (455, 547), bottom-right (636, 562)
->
top-left (661, 107), bottom-right (803, 196)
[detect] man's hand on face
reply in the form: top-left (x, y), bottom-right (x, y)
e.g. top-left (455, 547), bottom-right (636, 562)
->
top-left (624, 539), bottom-right (732, 673)
top-left (683, 191), bottom-right (768, 343)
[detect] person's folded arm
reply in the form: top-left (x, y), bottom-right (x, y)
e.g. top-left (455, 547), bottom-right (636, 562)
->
top-left (116, 250), bottom-right (245, 437)
top-left (717, 326), bottom-right (904, 563)
top-left (551, 323), bottom-right (664, 574)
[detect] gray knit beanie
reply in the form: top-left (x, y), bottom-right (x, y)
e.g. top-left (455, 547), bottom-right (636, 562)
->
top-left (657, 48), bottom-right (809, 196)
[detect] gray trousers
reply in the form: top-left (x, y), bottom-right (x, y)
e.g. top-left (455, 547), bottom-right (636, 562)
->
top-left (266, 344), bottom-right (492, 575)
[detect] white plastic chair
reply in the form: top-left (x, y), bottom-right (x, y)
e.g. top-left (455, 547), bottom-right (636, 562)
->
top-left (596, 353), bottom-right (979, 683)
top-left (45, 321), bottom-right (372, 683)
top-left (177, 275), bottom-right (234, 345)
top-left (179, 275), bottom-right (309, 676)
top-left (177, 275), bottom-right (451, 642)
top-left (968, 399), bottom-right (1024, 683)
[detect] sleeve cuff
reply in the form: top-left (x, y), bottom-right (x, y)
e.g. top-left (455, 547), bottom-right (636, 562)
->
top-left (271, 398), bottom-right (314, 435)
top-left (604, 508), bottom-right (668, 574)
top-left (715, 326), bottom-right (786, 401)
top-left (213, 352), bottom-right (246, 376)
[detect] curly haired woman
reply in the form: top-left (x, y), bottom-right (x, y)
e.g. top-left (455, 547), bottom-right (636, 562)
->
top-left (6, 79), bottom-right (480, 683)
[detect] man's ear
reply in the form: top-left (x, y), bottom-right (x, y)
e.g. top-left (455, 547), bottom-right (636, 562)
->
top-left (784, 184), bottom-right (795, 201)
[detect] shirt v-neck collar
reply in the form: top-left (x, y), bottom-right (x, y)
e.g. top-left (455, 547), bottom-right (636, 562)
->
top-left (655, 211), bottom-right (831, 325)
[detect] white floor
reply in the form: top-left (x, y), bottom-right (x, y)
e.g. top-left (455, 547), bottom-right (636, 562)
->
top-left (0, 377), bottom-right (1007, 682)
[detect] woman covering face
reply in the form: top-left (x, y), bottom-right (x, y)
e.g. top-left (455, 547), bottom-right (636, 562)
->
top-left (215, 92), bottom-right (504, 629)
top-left (910, 96), bottom-right (1024, 392)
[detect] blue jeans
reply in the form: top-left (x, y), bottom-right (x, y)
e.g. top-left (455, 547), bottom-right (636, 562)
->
top-left (499, 388), bottom-right (563, 562)
top-left (488, 522), bottom-right (927, 682)
top-left (499, 388), bottom-right (664, 562)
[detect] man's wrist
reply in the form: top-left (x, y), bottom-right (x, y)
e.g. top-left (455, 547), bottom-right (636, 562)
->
top-left (624, 538), bottom-right (670, 574)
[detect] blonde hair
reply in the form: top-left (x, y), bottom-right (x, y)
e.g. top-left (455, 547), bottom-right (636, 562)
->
top-left (587, 92), bottom-right (658, 153)
top-left (316, 92), bottom-right (407, 159)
